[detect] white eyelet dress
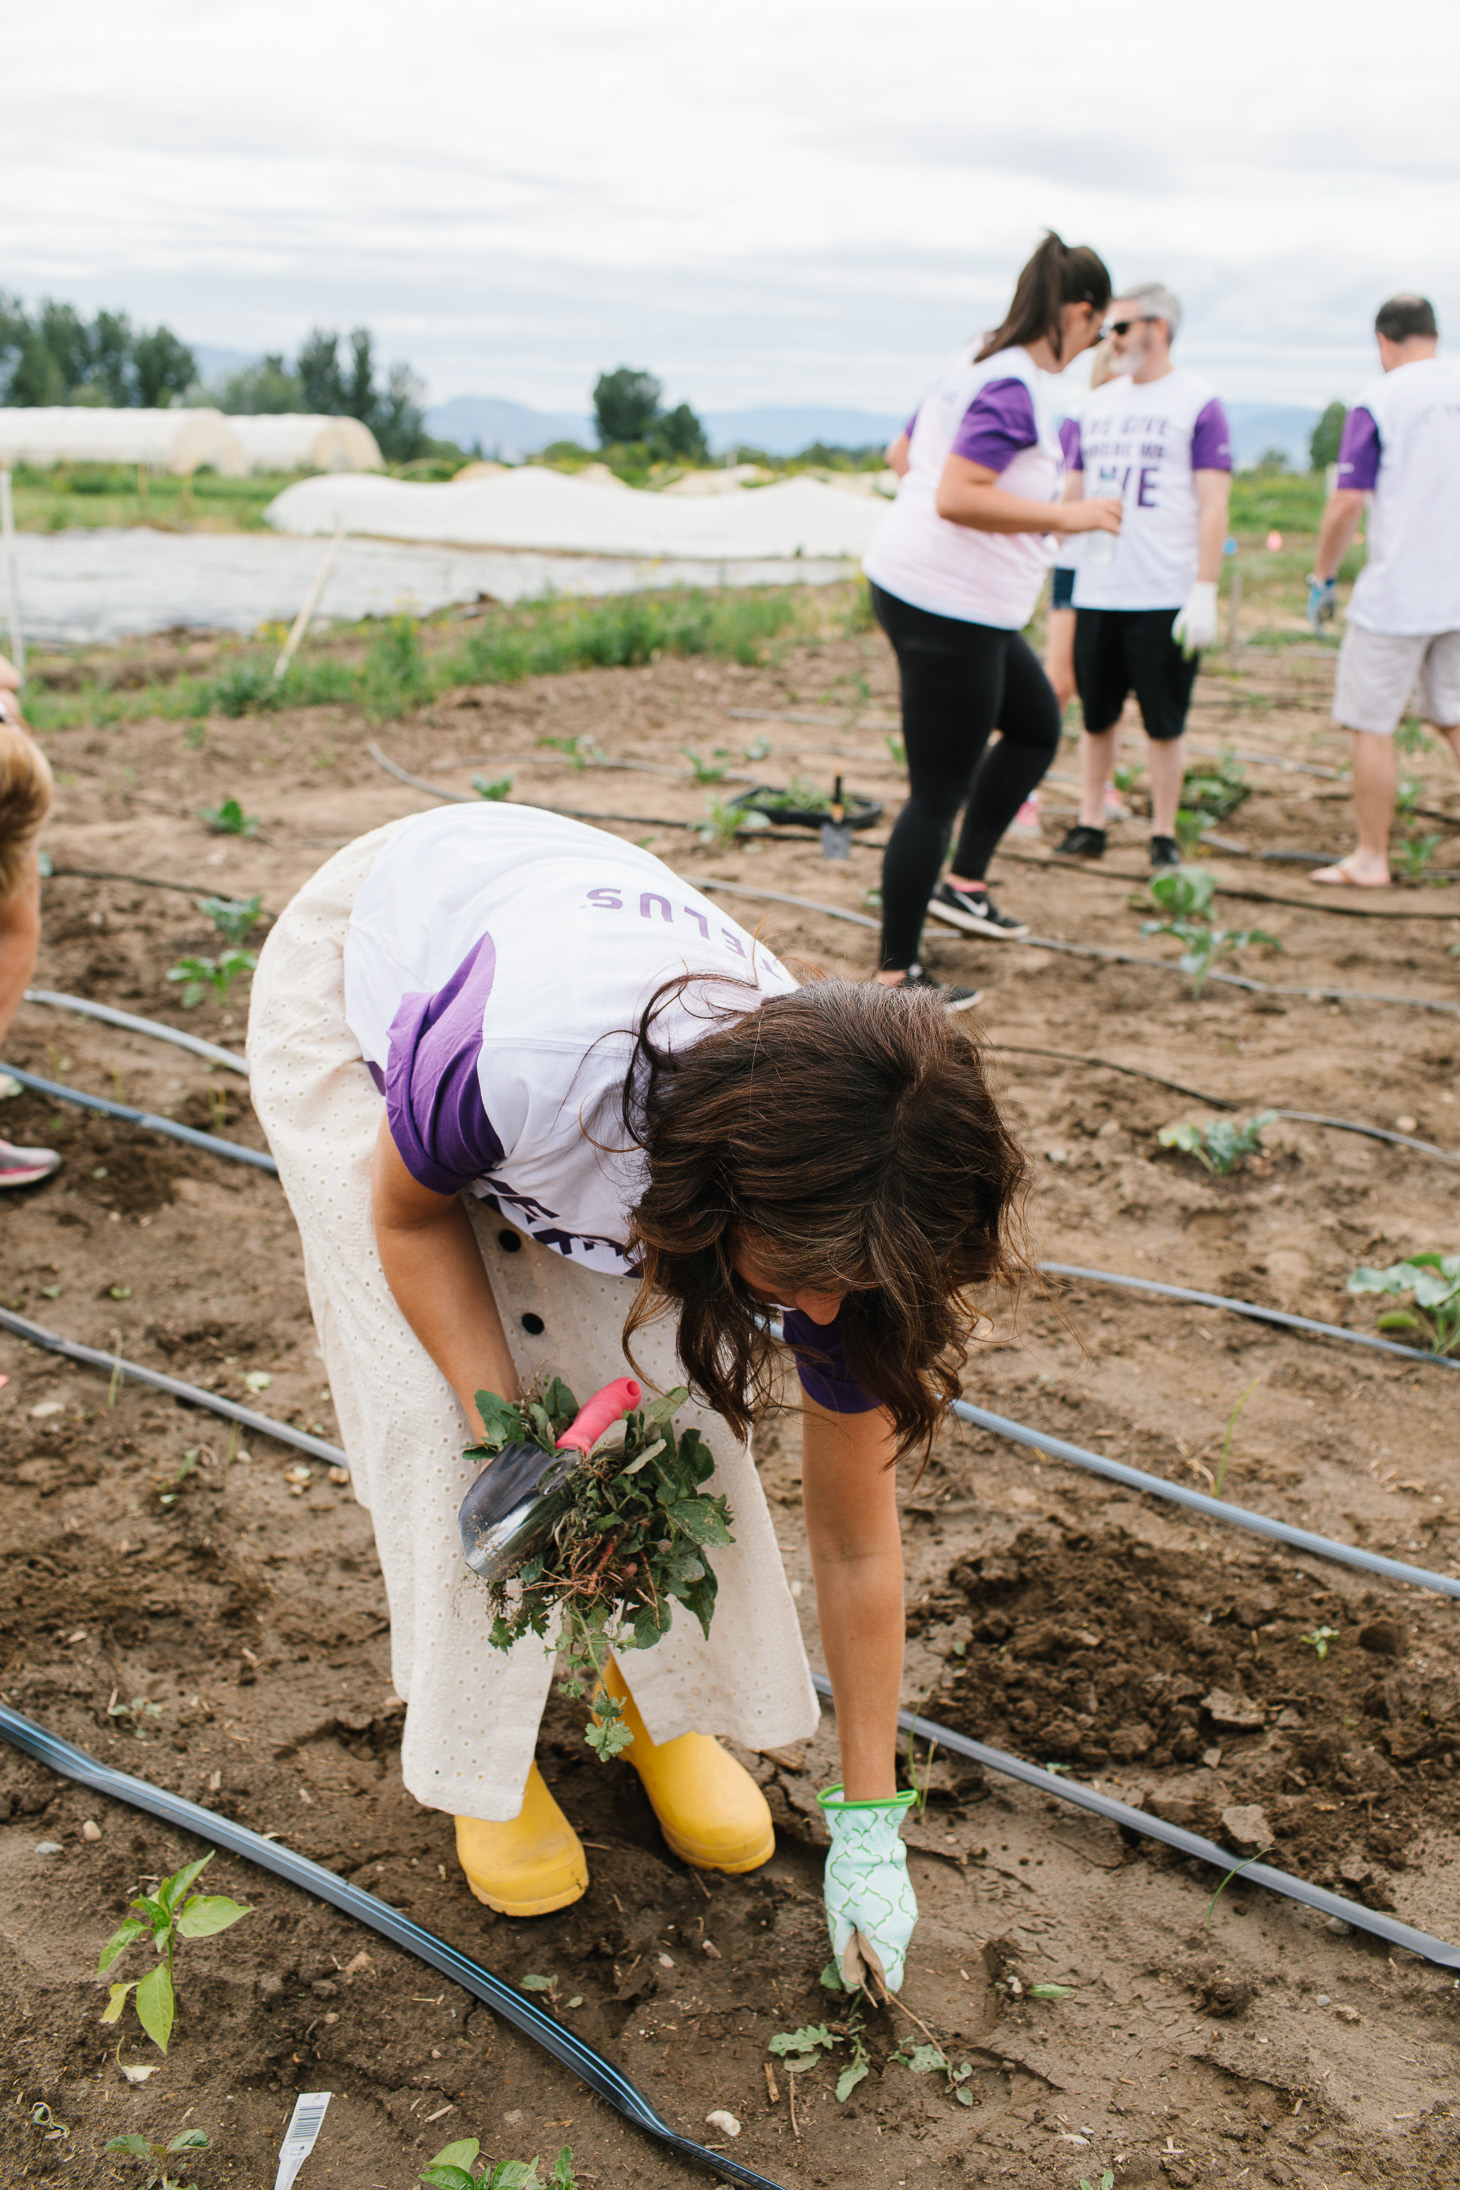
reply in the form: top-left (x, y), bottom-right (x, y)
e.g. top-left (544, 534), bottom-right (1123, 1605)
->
top-left (246, 816), bottom-right (819, 1822)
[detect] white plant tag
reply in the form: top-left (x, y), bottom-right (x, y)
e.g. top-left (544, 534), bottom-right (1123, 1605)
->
top-left (273, 2091), bottom-right (331, 2190)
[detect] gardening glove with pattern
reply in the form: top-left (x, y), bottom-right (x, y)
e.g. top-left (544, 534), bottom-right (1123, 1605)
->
top-left (1171, 579), bottom-right (1219, 658)
top-left (1307, 574), bottom-right (1338, 635)
top-left (818, 1784), bottom-right (919, 1993)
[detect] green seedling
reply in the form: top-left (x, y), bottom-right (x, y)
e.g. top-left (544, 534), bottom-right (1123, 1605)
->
top-left (198, 796), bottom-right (259, 837)
top-left (1396, 714), bottom-right (1434, 757)
top-left (536, 733), bottom-right (603, 770)
top-left (518, 1972), bottom-right (581, 2013)
top-left (1113, 759), bottom-right (1144, 797)
top-left (422, 2140), bottom-right (577, 2190)
top-left (472, 774), bottom-right (513, 802)
top-left (167, 948), bottom-right (258, 1008)
top-left (98, 1850), bottom-right (251, 2053)
top-left (1158, 1111), bottom-right (1278, 1176)
top-left (106, 2130), bottom-right (209, 2190)
top-left (108, 1693), bottom-right (163, 1738)
top-left (1172, 805), bottom-right (1211, 859)
top-left (1301, 1626), bottom-right (1340, 1660)
top-left (1181, 747), bottom-right (1250, 821)
top-left (742, 733), bottom-right (772, 762)
top-left (885, 732), bottom-right (906, 768)
top-left (1081, 2173), bottom-right (1116, 2190)
top-left (195, 893), bottom-right (262, 947)
top-left (157, 1447), bottom-right (203, 1506)
top-left (1396, 830), bottom-right (1443, 881)
top-left (695, 794), bottom-right (768, 848)
top-left (892, 2037), bottom-right (976, 2106)
top-left (1027, 1983), bottom-right (1076, 2000)
top-left (470, 1380), bottom-right (735, 1762)
top-left (1142, 865), bottom-right (1279, 997)
top-left (1348, 1252), bottom-right (1460, 1356)
top-left (1396, 775), bottom-right (1423, 818)
top-left (769, 2015), bottom-right (872, 2102)
top-left (680, 744), bottom-right (732, 783)
top-left (1214, 1377), bottom-right (1261, 1497)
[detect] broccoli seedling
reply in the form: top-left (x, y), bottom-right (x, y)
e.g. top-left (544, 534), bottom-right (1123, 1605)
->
top-left (167, 949), bottom-right (257, 1009)
top-left (198, 796), bottom-right (259, 837)
top-left (106, 2129), bottom-right (209, 2190)
top-left (472, 774), bottom-right (513, 802)
top-left (1348, 1253), bottom-right (1460, 1356)
top-left (1142, 866), bottom-right (1280, 998)
top-left (422, 2140), bottom-right (577, 2189)
top-left (195, 893), bottom-right (263, 947)
top-left (1157, 1112), bottom-right (1278, 1176)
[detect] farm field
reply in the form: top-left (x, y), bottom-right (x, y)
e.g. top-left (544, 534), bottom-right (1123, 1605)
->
top-left (2, 577), bottom-right (1459, 2190)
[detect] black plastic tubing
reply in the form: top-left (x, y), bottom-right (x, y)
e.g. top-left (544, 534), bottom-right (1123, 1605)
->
top-left (1, 1060), bottom-right (277, 1173)
top-left (0, 1705), bottom-right (784, 2190)
top-left (809, 1675), bottom-right (1460, 1973)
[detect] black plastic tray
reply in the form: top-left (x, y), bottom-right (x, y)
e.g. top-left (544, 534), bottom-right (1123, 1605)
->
top-left (728, 784), bottom-right (883, 830)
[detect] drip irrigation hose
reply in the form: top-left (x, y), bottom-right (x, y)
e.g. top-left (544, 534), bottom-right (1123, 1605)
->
top-left (1039, 1261), bottom-right (1460, 1376)
top-left (807, 1675), bottom-right (1460, 1972)
top-left (46, 864), bottom-right (257, 898)
top-left (948, 1395), bottom-right (1460, 1599)
top-left (0, 1306), bottom-right (345, 1467)
top-left (697, 878), bottom-right (1460, 1015)
top-left (0, 1706), bottom-right (785, 2190)
top-left (0, 1061), bottom-right (276, 1172)
top-left (1001, 846), bottom-right (1460, 921)
top-left (24, 989), bottom-right (251, 1076)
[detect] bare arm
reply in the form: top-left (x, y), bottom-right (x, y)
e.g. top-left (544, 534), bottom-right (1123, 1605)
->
top-left (885, 431), bottom-right (911, 479)
top-left (936, 454), bottom-right (1121, 537)
top-left (1314, 487), bottom-right (1365, 583)
top-left (1060, 466), bottom-right (1085, 508)
top-left (801, 1398), bottom-right (904, 1799)
top-left (0, 850), bottom-right (42, 1050)
top-left (1194, 469), bottom-right (1230, 584)
top-left (370, 1115), bottom-right (518, 1440)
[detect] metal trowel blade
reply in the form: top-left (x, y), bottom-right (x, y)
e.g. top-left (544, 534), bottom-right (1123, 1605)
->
top-left (457, 1439), bottom-right (575, 1581)
top-left (819, 819), bottom-right (852, 859)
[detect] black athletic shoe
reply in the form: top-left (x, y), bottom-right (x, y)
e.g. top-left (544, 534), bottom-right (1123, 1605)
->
top-left (1054, 825), bottom-right (1107, 858)
top-left (1149, 835), bottom-right (1182, 867)
top-left (927, 881), bottom-right (1031, 940)
top-left (896, 967), bottom-right (983, 1014)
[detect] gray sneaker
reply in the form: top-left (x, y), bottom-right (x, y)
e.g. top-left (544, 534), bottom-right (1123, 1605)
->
top-left (898, 967), bottom-right (983, 1015)
top-left (0, 1137), bottom-right (61, 1189)
top-left (927, 881), bottom-right (1030, 939)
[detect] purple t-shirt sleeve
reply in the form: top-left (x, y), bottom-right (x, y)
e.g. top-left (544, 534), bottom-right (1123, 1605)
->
top-left (383, 935), bottom-right (506, 1196)
top-left (1336, 405), bottom-right (1381, 491)
top-left (950, 377), bottom-right (1038, 472)
top-left (782, 1308), bottom-right (880, 1415)
top-left (903, 408), bottom-right (919, 440)
top-left (1058, 416), bottom-right (1082, 469)
top-left (1191, 397), bottom-right (1233, 472)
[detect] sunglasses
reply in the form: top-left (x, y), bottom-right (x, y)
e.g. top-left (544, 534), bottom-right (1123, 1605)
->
top-left (1104, 315), bottom-right (1160, 338)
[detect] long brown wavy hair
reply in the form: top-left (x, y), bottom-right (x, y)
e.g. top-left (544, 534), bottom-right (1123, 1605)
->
top-left (975, 229), bottom-right (1112, 365)
top-left (618, 976), bottom-right (1030, 1460)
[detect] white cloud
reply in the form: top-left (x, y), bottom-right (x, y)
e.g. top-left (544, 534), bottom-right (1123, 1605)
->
top-left (8, 0), bottom-right (1460, 409)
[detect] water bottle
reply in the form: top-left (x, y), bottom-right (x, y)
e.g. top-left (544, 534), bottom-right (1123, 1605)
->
top-left (1083, 467), bottom-right (1121, 568)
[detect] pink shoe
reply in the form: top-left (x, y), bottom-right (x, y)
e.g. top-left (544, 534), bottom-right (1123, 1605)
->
top-left (1009, 795), bottom-right (1042, 838)
top-left (0, 1137), bottom-right (62, 1188)
top-left (1103, 785), bottom-right (1131, 821)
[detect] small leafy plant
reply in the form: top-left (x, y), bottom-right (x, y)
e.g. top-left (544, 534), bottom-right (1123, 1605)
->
top-left (198, 796), bottom-right (259, 837)
top-left (680, 743), bottom-right (731, 783)
top-left (892, 2036), bottom-right (977, 2106)
top-left (1396, 830), bottom-right (1443, 881)
top-left (1181, 747), bottom-right (1250, 821)
top-left (196, 893), bottom-right (263, 947)
top-left (1157, 1111), bottom-right (1278, 1176)
top-left (695, 794), bottom-right (768, 847)
top-left (470, 1379), bottom-right (734, 1760)
top-left (99, 1850), bottom-right (252, 2053)
top-left (1301, 1626), bottom-right (1340, 1660)
top-left (536, 733), bottom-right (603, 770)
top-left (1142, 865), bottom-right (1280, 998)
top-left (769, 2016), bottom-right (871, 2104)
top-left (422, 2139), bottom-right (577, 2189)
top-left (106, 2129), bottom-right (209, 2190)
top-left (472, 774), bottom-right (513, 801)
top-left (167, 949), bottom-right (258, 1008)
top-left (1348, 1252), bottom-right (1460, 1356)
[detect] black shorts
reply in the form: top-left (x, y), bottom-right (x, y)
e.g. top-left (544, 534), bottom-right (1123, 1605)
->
top-left (1073, 606), bottom-right (1199, 742)
top-left (1050, 566), bottom-right (1076, 612)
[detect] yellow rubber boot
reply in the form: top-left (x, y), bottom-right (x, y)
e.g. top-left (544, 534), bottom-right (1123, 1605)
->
top-left (455, 1762), bottom-right (588, 1916)
top-left (599, 1657), bottom-right (774, 1873)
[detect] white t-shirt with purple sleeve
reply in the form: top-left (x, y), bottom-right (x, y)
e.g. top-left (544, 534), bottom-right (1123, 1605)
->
top-left (1052, 412), bottom-right (1084, 578)
top-left (863, 343), bottom-right (1061, 629)
top-left (1336, 356), bottom-right (1460, 636)
top-left (341, 803), bottom-right (876, 1411)
top-left (1070, 367), bottom-right (1231, 612)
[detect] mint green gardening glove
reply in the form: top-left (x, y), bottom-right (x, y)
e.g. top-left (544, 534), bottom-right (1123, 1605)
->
top-left (818, 1784), bottom-right (919, 1993)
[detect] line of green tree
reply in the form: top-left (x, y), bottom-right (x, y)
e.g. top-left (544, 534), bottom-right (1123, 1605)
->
top-left (592, 367), bottom-right (709, 465)
top-left (214, 329), bottom-right (431, 461)
top-left (0, 297), bottom-right (196, 409)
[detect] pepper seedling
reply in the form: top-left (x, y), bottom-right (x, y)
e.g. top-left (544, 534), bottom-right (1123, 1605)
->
top-left (167, 948), bottom-right (258, 1009)
top-left (421, 2139), bottom-right (578, 2189)
top-left (98, 1850), bottom-right (252, 2053)
top-left (106, 2129), bottom-right (209, 2190)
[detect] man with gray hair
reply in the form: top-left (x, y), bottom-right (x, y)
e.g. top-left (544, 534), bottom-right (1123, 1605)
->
top-left (1308, 294), bottom-right (1460, 887)
top-left (1055, 282), bottom-right (1232, 867)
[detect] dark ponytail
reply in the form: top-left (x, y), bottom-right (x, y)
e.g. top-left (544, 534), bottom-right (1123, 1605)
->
top-left (975, 230), bottom-right (1112, 365)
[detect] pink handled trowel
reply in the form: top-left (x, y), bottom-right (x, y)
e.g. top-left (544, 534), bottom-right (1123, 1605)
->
top-left (457, 1376), bottom-right (641, 1585)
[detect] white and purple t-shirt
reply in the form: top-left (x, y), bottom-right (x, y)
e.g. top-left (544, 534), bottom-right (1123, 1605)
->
top-left (863, 343), bottom-right (1062, 629)
top-left (1336, 356), bottom-right (1460, 636)
top-left (342, 804), bottom-right (877, 1413)
top-left (1052, 412), bottom-right (1085, 578)
top-left (1069, 368), bottom-right (1231, 612)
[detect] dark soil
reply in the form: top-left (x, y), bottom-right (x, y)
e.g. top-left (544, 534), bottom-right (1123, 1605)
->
top-left (3, 591), bottom-right (1460, 2190)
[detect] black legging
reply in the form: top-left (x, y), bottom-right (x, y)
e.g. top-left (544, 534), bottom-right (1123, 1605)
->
top-left (872, 581), bottom-right (1061, 971)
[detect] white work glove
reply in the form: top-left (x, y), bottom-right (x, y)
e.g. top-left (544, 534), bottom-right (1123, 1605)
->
top-left (818, 1785), bottom-right (919, 1993)
top-left (1171, 579), bottom-right (1219, 658)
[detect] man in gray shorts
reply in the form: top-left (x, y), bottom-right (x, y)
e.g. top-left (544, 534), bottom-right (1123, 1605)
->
top-left (1309, 294), bottom-right (1460, 886)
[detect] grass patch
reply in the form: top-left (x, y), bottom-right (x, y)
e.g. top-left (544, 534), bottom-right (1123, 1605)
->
top-left (9, 463), bottom-right (300, 535)
top-left (22, 587), bottom-right (808, 733)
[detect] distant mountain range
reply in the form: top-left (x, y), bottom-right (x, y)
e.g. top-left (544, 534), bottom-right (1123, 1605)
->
top-left (426, 394), bottom-right (1324, 469)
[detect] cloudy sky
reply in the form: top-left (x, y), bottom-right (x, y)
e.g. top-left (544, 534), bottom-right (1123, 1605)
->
top-left (10, 0), bottom-right (1460, 415)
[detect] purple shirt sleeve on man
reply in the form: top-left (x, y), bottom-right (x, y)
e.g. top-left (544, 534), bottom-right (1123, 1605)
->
top-left (949, 377), bottom-right (1039, 472)
top-left (781, 1307), bottom-right (880, 1414)
top-left (1191, 398), bottom-right (1233, 472)
top-left (384, 934), bottom-right (506, 1195)
top-left (1336, 405), bottom-right (1381, 491)
top-left (1058, 415), bottom-right (1082, 469)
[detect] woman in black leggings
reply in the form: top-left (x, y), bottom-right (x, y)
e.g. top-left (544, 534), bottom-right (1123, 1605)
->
top-left (863, 232), bottom-right (1120, 1001)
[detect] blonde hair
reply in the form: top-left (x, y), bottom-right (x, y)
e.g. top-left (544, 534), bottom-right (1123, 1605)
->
top-left (0, 718), bottom-right (54, 901)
